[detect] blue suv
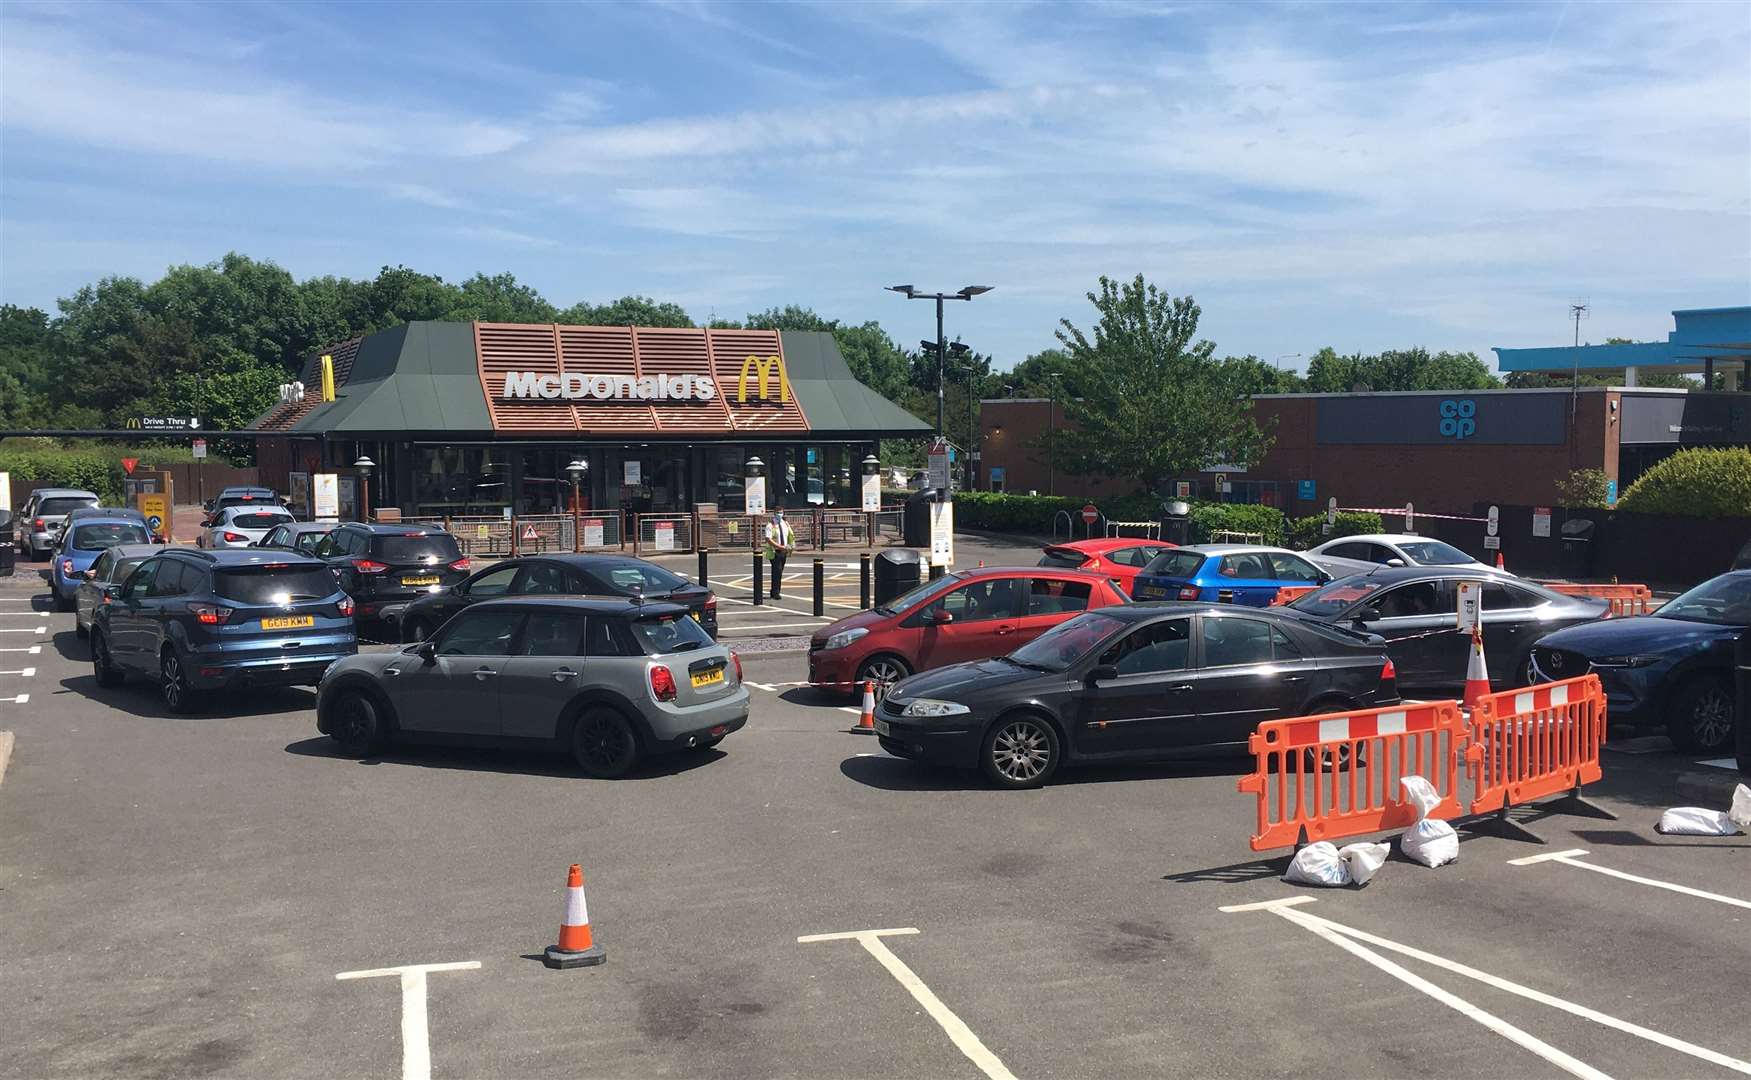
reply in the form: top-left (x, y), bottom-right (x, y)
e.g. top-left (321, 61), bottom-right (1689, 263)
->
top-left (90, 549), bottom-right (357, 713)
top-left (51, 514), bottom-right (152, 611)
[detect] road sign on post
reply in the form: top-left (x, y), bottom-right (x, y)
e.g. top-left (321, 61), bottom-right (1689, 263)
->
top-left (927, 439), bottom-right (950, 494)
top-left (1487, 504), bottom-right (1500, 537)
top-left (1404, 501), bottom-right (1415, 533)
top-left (191, 439), bottom-right (208, 459)
top-left (1456, 581), bottom-right (1482, 632)
top-left (1324, 496), bottom-right (1337, 535)
top-left (1081, 503), bottom-right (1098, 525)
top-left (136, 492), bottom-right (168, 542)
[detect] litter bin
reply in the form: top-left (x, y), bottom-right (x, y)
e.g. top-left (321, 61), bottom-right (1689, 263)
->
top-left (903, 489), bottom-right (942, 548)
top-left (1559, 517), bottom-right (1595, 579)
top-left (1159, 499), bottom-right (1191, 546)
top-left (875, 548), bottom-right (923, 606)
top-left (1735, 629), bottom-right (1749, 776)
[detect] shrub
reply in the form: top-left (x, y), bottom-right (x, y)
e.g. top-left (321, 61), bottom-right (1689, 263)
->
top-left (1186, 502), bottom-right (1287, 545)
top-left (1555, 468), bottom-right (1611, 509)
top-left (0, 447), bottom-right (124, 504)
top-left (1286, 511), bottom-right (1384, 549)
top-left (1617, 447), bottom-right (1751, 518)
top-left (949, 490), bottom-right (1286, 541)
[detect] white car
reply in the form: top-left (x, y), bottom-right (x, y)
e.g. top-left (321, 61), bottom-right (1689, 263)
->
top-left (1306, 533), bottom-right (1500, 578)
top-left (200, 505), bottom-right (295, 549)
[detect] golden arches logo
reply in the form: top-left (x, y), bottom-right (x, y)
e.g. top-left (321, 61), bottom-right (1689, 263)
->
top-left (125, 417), bottom-right (142, 429)
top-left (736, 354), bottom-right (790, 404)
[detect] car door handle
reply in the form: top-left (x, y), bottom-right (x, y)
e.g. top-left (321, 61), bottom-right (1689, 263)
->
top-left (384, 667), bottom-right (400, 677)
top-left (1283, 675), bottom-right (1305, 683)
top-left (473, 667), bottom-right (498, 680)
top-left (1169, 684), bottom-right (1194, 693)
top-left (995, 624), bottom-right (1016, 635)
top-left (550, 668), bottom-right (579, 682)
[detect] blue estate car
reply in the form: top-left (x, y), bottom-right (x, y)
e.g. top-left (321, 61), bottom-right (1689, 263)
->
top-left (51, 514), bottom-right (152, 611)
top-left (90, 548), bottom-right (357, 713)
top-left (1531, 570), bottom-right (1751, 753)
top-left (1130, 544), bottom-right (1331, 607)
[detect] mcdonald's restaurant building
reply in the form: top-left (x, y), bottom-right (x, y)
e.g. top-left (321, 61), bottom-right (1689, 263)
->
top-left (247, 321), bottom-right (931, 520)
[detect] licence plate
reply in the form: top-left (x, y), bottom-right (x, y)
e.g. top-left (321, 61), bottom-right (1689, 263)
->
top-left (402, 575), bottom-right (440, 587)
top-left (690, 667), bottom-right (725, 689)
top-left (260, 615), bottom-right (314, 630)
top-left (1135, 585), bottom-right (1166, 598)
top-left (874, 719), bottom-right (890, 736)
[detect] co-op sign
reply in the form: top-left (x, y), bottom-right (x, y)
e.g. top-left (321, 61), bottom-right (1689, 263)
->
top-left (503, 355), bottom-right (790, 403)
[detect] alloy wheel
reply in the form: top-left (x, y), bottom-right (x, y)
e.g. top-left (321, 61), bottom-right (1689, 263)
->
top-left (1690, 686), bottom-right (1733, 749)
top-left (861, 658), bottom-right (907, 700)
top-left (161, 654), bottom-right (183, 709)
top-left (577, 712), bottom-right (635, 775)
top-left (990, 719), bottom-right (1052, 783)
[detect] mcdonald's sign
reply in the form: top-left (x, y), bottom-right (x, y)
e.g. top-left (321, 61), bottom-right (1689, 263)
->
top-left (736, 354), bottom-right (790, 404)
top-left (125, 417), bottom-right (142, 430)
top-left (320, 353), bottom-right (337, 402)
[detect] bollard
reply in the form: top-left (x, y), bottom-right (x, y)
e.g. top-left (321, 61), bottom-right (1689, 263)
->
top-left (813, 558), bottom-right (825, 617)
top-left (752, 548), bottom-right (764, 606)
top-left (929, 562), bottom-right (945, 581)
top-left (697, 549), bottom-right (709, 589)
top-left (860, 552), bottom-right (872, 610)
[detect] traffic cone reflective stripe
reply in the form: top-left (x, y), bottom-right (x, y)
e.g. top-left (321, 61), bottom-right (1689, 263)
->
top-left (543, 863), bottom-right (605, 969)
top-left (1462, 626), bottom-right (1490, 710)
top-left (857, 680), bottom-right (876, 730)
top-left (1495, 550), bottom-right (1506, 570)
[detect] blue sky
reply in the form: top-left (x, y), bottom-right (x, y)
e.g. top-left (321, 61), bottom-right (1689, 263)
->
top-left (2, 0), bottom-right (1747, 371)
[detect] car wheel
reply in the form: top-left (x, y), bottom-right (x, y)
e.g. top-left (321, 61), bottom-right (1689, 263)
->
top-left (981, 713), bottom-right (1060, 789)
top-left (75, 615), bottom-right (89, 639)
top-left (329, 689), bottom-right (389, 756)
top-left (572, 707), bottom-right (641, 778)
top-left (401, 617), bottom-right (434, 644)
top-left (856, 655), bottom-right (911, 701)
top-left (91, 632), bottom-right (123, 687)
top-left (1666, 675), bottom-right (1734, 754)
top-left (54, 589), bottom-right (73, 613)
top-left (159, 650), bottom-right (203, 715)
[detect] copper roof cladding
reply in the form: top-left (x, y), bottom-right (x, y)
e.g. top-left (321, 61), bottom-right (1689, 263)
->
top-left (473, 322), bottom-right (809, 435)
top-left (253, 336), bottom-right (363, 431)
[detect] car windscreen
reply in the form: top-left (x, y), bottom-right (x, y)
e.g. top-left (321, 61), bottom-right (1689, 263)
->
top-left (212, 566), bottom-right (338, 604)
top-left (595, 562), bottom-right (688, 594)
top-left (375, 534), bottom-right (462, 563)
top-left (628, 611), bottom-right (715, 654)
top-left (1139, 550), bottom-right (1206, 579)
top-left (1656, 574), bottom-right (1751, 626)
top-left (39, 497), bottom-right (98, 517)
top-left (1006, 611), bottom-right (1128, 671)
top-left (231, 513), bottom-right (292, 530)
top-left (875, 573), bottom-right (963, 616)
top-left (1288, 579), bottom-right (1385, 618)
top-left (1397, 540), bottom-right (1474, 565)
top-left (72, 523), bottom-right (150, 548)
top-left (1037, 548), bottom-right (1089, 570)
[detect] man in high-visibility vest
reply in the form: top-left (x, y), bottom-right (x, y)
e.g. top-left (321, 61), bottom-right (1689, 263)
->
top-left (764, 508), bottom-right (795, 600)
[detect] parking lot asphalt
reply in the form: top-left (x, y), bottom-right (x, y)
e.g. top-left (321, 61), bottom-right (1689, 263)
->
top-left (1, 548), bottom-right (1747, 1080)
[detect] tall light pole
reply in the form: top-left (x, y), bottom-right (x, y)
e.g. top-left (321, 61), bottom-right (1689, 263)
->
top-left (886, 284), bottom-right (993, 436)
top-left (1046, 371), bottom-right (1062, 496)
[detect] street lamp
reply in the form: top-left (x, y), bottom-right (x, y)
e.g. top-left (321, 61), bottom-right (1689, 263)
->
top-left (887, 284), bottom-right (993, 436)
top-left (1046, 371), bottom-right (1063, 496)
top-left (565, 459), bottom-right (588, 551)
top-left (353, 455), bottom-right (375, 523)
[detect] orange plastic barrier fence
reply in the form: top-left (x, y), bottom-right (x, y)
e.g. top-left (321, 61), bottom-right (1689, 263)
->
top-left (1542, 583), bottom-right (1654, 617)
top-left (1270, 585), bottom-right (1319, 606)
top-left (1236, 701), bottom-right (1467, 851)
top-left (1464, 673), bottom-right (1605, 816)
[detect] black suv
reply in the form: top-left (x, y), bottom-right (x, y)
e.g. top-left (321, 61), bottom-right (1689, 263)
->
top-left (314, 524), bottom-right (471, 631)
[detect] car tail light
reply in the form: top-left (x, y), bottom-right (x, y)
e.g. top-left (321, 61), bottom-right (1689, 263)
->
top-left (222, 531), bottom-right (246, 542)
top-left (337, 597), bottom-right (355, 617)
top-left (353, 559), bottom-right (389, 574)
top-left (1178, 586), bottom-right (1200, 600)
top-left (190, 604), bottom-right (234, 625)
top-left (61, 559), bottom-right (75, 575)
top-left (448, 558), bottom-right (471, 572)
top-left (730, 650), bottom-right (742, 682)
top-left (704, 596), bottom-right (718, 615)
top-left (1380, 657), bottom-right (1397, 683)
top-left (34, 518), bottom-right (44, 529)
top-left (649, 664), bottom-right (677, 702)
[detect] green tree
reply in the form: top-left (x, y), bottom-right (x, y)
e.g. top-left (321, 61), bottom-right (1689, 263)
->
top-left (1220, 354), bottom-right (1307, 395)
top-left (1000, 348), bottom-right (1078, 398)
top-left (1555, 468), bottom-right (1611, 509)
top-left (561, 296), bottom-right (694, 327)
top-left (1617, 447), bottom-right (1751, 517)
top-left (445, 272), bottom-right (557, 323)
top-left (1052, 274), bottom-right (1271, 494)
top-left (1304, 346), bottom-right (1498, 393)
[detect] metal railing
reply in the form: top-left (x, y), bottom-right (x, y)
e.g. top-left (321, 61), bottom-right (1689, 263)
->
top-left (633, 513), bottom-right (694, 555)
top-left (1106, 519), bottom-right (1160, 539)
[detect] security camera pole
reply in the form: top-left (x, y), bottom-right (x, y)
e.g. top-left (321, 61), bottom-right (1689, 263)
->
top-left (886, 284), bottom-right (993, 440)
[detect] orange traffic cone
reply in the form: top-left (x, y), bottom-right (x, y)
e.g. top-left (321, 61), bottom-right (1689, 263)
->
top-left (856, 679), bottom-right (876, 731)
top-left (1495, 550), bottom-right (1506, 571)
top-left (1462, 626), bottom-right (1490, 711)
top-left (543, 864), bottom-right (606, 969)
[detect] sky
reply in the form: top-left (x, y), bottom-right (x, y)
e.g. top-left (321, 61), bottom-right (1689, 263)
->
top-left (2, 0), bottom-right (1748, 373)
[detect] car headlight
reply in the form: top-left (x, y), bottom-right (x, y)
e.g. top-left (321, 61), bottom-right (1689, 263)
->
top-left (821, 627), bottom-right (869, 651)
top-left (1590, 655), bottom-right (1661, 668)
top-left (901, 698), bottom-right (970, 718)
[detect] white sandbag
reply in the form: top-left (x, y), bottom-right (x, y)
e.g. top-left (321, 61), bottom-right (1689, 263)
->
top-left (1338, 841), bottom-right (1390, 885)
top-left (1283, 841), bottom-right (1350, 886)
top-left (1732, 784), bottom-right (1751, 829)
top-left (1657, 806), bottom-right (1743, 836)
top-left (1398, 775), bottom-right (1459, 868)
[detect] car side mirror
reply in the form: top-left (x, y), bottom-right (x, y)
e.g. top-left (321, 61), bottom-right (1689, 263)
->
top-left (1385, 558), bottom-right (1405, 568)
top-left (923, 609), bottom-right (953, 624)
top-left (83, 568), bottom-right (97, 579)
top-left (1352, 605), bottom-right (1381, 626)
top-left (1087, 664), bottom-right (1118, 684)
top-left (416, 641), bottom-right (437, 664)
top-left (101, 584), bottom-right (121, 598)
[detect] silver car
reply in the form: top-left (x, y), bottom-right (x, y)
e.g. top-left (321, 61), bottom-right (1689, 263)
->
top-left (18, 488), bottom-right (100, 560)
top-left (74, 543), bottom-right (166, 638)
top-left (200, 505), bottom-right (295, 549)
top-left (1306, 533), bottom-right (1502, 578)
top-left (315, 597), bottom-right (749, 777)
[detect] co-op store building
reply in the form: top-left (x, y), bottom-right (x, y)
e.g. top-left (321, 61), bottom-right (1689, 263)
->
top-left (247, 321), bottom-right (930, 521)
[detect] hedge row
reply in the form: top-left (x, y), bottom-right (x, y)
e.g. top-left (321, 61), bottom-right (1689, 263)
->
top-left (1, 439), bottom-right (201, 508)
top-left (952, 491), bottom-right (1314, 546)
top-left (1617, 447), bottom-right (1751, 518)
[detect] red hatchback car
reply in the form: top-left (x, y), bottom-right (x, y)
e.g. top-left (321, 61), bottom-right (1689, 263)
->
top-left (808, 567), bottom-right (1130, 696)
top-left (1038, 538), bottom-right (1177, 595)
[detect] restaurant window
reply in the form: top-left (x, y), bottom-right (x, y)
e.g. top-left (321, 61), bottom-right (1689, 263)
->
top-left (713, 446), bottom-right (746, 512)
top-left (517, 448), bottom-right (565, 516)
top-left (413, 446), bottom-right (511, 517)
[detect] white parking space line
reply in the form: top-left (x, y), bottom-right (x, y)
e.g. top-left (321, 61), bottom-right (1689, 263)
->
top-left (718, 622), bottom-right (831, 632)
top-left (1698, 757), bottom-right (1738, 771)
top-left (1509, 849), bottom-right (1751, 910)
top-left (0, 668), bottom-right (35, 677)
top-left (0, 626), bottom-right (45, 635)
top-left (1227, 897), bottom-right (1751, 1076)
top-left (4, 694), bottom-right (28, 704)
top-left (0, 645), bottom-right (43, 654)
top-left (798, 928), bottom-right (1017, 1080)
top-left (336, 961), bottom-right (481, 1080)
